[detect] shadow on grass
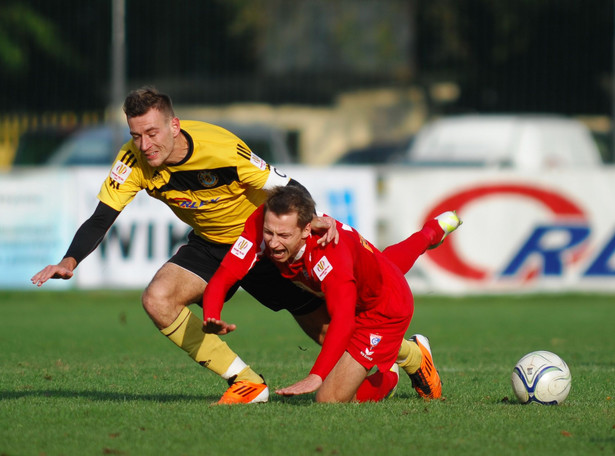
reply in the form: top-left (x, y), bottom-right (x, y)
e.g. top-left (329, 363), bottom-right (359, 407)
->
top-left (0, 389), bottom-right (218, 403)
top-left (1, 389), bottom-right (322, 406)
top-left (1, 388), bottom-right (435, 406)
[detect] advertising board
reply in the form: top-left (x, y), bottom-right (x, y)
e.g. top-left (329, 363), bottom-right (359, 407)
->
top-left (0, 166), bottom-right (377, 289)
top-left (381, 168), bottom-right (615, 293)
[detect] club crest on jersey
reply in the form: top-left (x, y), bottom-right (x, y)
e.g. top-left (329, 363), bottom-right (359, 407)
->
top-left (110, 160), bottom-right (132, 184)
top-left (198, 171), bottom-right (219, 188)
top-left (369, 334), bottom-right (382, 347)
top-left (313, 256), bottom-right (333, 281)
top-left (231, 236), bottom-right (253, 259)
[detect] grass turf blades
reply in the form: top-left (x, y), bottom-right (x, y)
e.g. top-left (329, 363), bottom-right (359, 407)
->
top-left (0, 290), bottom-right (613, 455)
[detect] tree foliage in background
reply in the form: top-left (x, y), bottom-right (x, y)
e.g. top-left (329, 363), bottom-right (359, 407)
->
top-left (0, 0), bottom-right (612, 115)
top-left (415, 0), bottom-right (612, 113)
top-left (0, 3), bottom-right (82, 76)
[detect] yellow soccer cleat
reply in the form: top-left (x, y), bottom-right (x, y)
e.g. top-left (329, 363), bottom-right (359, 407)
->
top-left (217, 378), bottom-right (269, 405)
top-left (428, 210), bottom-right (462, 249)
top-left (409, 334), bottom-right (442, 399)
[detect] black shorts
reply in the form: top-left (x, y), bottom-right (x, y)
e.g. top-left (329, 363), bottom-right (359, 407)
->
top-left (168, 230), bottom-right (323, 316)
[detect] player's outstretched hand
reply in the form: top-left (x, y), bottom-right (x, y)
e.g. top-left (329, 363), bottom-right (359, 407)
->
top-left (31, 258), bottom-right (77, 287)
top-left (312, 216), bottom-right (339, 246)
top-left (275, 374), bottom-right (323, 396)
top-left (203, 318), bottom-right (236, 335)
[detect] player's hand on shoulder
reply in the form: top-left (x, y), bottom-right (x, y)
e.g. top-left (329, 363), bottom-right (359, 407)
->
top-left (312, 216), bottom-right (339, 246)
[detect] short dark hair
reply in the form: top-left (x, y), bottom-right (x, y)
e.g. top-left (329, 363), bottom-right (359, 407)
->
top-left (264, 186), bottom-right (315, 229)
top-left (123, 86), bottom-right (175, 119)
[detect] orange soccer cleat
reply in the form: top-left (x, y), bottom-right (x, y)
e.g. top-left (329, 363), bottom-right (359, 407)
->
top-left (408, 334), bottom-right (442, 399)
top-left (217, 377), bottom-right (269, 405)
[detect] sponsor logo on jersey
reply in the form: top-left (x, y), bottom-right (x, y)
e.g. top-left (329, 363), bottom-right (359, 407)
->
top-left (170, 197), bottom-right (221, 208)
top-left (198, 171), bottom-right (219, 188)
top-left (250, 153), bottom-right (267, 171)
top-left (313, 256), bottom-right (333, 281)
top-left (110, 160), bottom-right (132, 184)
top-left (231, 236), bottom-right (253, 259)
top-left (361, 348), bottom-right (374, 361)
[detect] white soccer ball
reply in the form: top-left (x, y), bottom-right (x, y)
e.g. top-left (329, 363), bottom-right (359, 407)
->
top-left (511, 350), bottom-right (571, 405)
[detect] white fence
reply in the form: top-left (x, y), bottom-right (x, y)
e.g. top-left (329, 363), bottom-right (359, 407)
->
top-left (2, 166), bottom-right (614, 293)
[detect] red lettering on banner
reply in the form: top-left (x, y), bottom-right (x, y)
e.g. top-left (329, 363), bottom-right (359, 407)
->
top-left (421, 184), bottom-right (587, 281)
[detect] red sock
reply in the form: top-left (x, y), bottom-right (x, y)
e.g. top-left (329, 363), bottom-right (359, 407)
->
top-left (355, 369), bottom-right (398, 402)
top-left (382, 220), bottom-right (443, 274)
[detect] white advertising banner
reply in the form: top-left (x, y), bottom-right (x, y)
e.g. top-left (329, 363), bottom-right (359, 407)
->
top-left (0, 169), bottom-right (75, 289)
top-left (282, 165), bottom-right (378, 242)
top-left (73, 165), bottom-right (377, 288)
top-left (381, 168), bottom-right (615, 293)
top-left (4, 166), bottom-right (614, 293)
top-left (0, 166), bottom-right (378, 289)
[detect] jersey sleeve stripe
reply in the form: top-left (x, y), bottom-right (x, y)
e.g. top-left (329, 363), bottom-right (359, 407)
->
top-left (120, 150), bottom-right (137, 167)
top-left (237, 144), bottom-right (252, 161)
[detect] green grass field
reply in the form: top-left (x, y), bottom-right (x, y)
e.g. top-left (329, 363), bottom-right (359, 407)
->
top-left (1, 290), bottom-right (613, 455)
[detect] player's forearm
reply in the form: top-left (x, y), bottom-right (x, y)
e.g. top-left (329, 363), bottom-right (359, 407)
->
top-left (202, 265), bottom-right (239, 321)
top-left (309, 284), bottom-right (357, 379)
top-left (309, 318), bottom-right (354, 380)
top-left (58, 256), bottom-right (78, 272)
top-left (64, 201), bottom-right (119, 265)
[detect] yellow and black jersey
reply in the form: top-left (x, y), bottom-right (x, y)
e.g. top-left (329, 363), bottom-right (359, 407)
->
top-left (97, 120), bottom-right (290, 244)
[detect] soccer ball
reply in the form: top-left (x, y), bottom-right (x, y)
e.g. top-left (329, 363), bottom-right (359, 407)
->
top-left (511, 350), bottom-right (571, 405)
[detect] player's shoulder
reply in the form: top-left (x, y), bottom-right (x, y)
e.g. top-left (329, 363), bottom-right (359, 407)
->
top-left (180, 120), bottom-right (240, 142)
top-left (307, 240), bottom-right (338, 282)
top-left (104, 145), bottom-right (144, 188)
top-left (181, 120), bottom-right (248, 165)
top-left (244, 205), bottom-right (266, 230)
top-left (112, 143), bottom-right (139, 167)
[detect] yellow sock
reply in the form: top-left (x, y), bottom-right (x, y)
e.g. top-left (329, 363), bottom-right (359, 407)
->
top-left (160, 307), bottom-right (262, 383)
top-left (397, 338), bottom-right (422, 374)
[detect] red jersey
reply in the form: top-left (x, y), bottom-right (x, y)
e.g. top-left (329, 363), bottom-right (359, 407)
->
top-left (204, 205), bottom-right (414, 380)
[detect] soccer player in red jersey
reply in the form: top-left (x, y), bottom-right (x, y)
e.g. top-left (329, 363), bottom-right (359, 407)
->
top-left (203, 185), bottom-right (461, 402)
top-left (30, 87), bottom-right (338, 404)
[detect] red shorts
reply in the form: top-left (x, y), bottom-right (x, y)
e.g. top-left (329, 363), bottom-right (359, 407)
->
top-left (346, 258), bottom-right (414, 372)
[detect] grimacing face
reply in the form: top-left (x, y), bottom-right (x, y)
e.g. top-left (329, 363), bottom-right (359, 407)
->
top-left (127, 108), bottom-right (182, 167)
top-left (263, 210), bottom-right (311, 263)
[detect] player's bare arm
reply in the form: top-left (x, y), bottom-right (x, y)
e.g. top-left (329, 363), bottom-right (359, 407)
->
top-left (31, 257), bottom-right (78, 287)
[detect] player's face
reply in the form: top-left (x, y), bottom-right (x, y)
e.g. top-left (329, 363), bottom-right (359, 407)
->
top-left (263, 211), bottom-right (311, 263)
top-left (127, 108), bottom-right (181, 167)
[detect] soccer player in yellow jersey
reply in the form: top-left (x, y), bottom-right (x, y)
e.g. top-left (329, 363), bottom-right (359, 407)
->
top-left (31, 86), bottom-right (336, 404)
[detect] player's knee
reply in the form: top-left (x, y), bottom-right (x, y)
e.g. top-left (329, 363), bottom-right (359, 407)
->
top-left (315, 389), bottom-right (346, 403)
top-left (315, 389), bottom-right (330, 403)
top-left (141, 282), bottom-right (171, 320)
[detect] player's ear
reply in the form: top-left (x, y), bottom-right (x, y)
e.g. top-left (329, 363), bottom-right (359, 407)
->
top-left (171, 117), bottom-right (181, 137)
top-left (302, 222), bottom-right (311, 239)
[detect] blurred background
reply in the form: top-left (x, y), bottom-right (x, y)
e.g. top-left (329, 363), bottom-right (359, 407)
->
top-left (2, 0), bottom-right (615, 293)
top-left (1, 0), bottom-right (613, 166)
